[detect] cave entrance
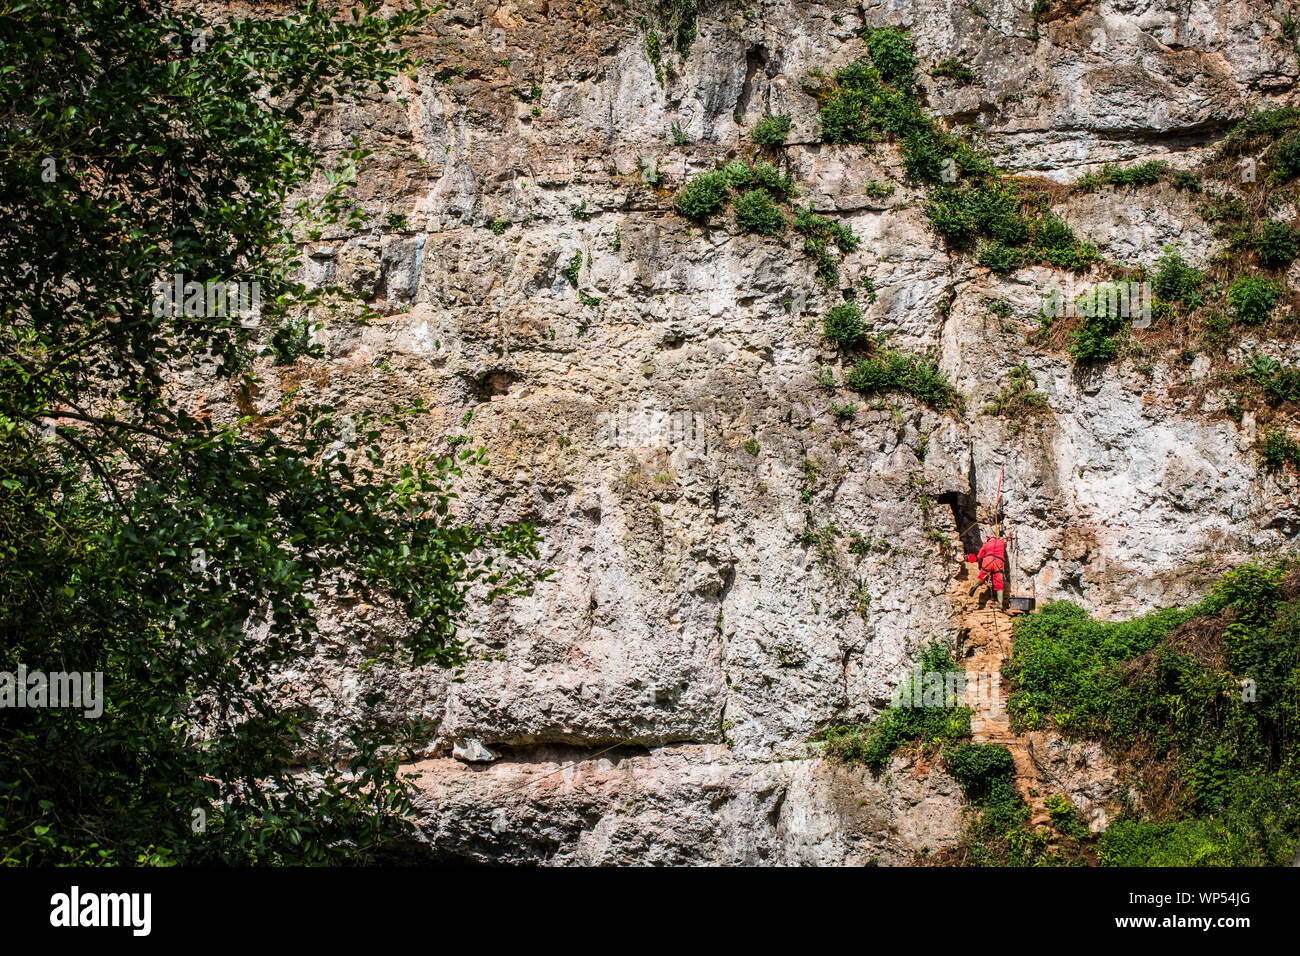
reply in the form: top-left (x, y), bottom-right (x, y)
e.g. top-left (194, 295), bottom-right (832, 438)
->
top-left (936, 490), bottom-right (982, 556)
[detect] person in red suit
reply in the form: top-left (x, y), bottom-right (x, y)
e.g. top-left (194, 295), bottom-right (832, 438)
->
top-left (967, 536), bottom-right (1006, 604)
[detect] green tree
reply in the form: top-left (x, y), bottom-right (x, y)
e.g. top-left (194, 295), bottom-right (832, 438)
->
top-left (0, 0), bottom-right (543, 864)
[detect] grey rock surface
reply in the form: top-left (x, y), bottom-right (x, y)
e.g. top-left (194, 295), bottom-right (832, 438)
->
top-left (211, 0), bottom-right (1300, 863)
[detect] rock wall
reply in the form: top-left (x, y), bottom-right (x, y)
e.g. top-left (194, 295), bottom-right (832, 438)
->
top-left (235, 0), bottom-right (1300, 863)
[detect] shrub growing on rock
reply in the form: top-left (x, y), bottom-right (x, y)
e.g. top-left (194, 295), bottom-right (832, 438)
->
top-left (846, 351), bottom-right (961, 410)
top-left (1153, 246), bottom-right (1205, 305)
top-left (733, 188), bottom-right (785, 236)
top-left (747, 160), bottom-right (797, 198)
top-left (820, 641), bottom-right (970, 773)
top-left (862, 25), bottom-right (919, 88)
top-left (944, 742), bottom-right (1017, 800)
top-left (1271, 132), bottom-right (1300, 182)
top-left (1007, 559), bottom-right (1300, 864)
top-left (932, 57), bottom-right (975, 84)
top-left (1030, 216), bottom-right (1097, 271)
top-left (751, 111), bottom-right (792, 146)
top-left (676, 168), bottom-right (730, 219)
top-left (822, 301), bottom-right (869, 346)
top-left (925, 182), bottom-right (1029, 249)
top-left (1228, 275), bottom-right (1280, 325)
top-left (1068, 287), bottom-right (1129, 363)
top-left (1249, 355), bottom-right (1300, 405)
top-left (976, 240), bottom-right (1024, 275)
top-left (793, 205), bottom-right (859, 252)
top-left (1253, 221), bottom-right (1300, 269)
top-left (1260, 426), bottom-right (1300, 470)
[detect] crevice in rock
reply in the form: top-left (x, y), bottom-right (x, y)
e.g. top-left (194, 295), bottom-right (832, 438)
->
top-left (468, 368), bottom-right (518, 401)
top-left (765, 785), bottom-right (787, 831)
top-left (938, 489), bottom-right (982, 556)
top-left (733, 42), bottom-right (769, 123)
top-left (1089, 118), bottom-right (1237, 148)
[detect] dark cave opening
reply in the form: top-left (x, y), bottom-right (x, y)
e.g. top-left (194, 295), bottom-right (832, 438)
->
top-left (937, 490), bottom-right (982, 556)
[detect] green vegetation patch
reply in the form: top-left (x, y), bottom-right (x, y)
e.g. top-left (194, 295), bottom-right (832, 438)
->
top-left (732, 188), bottom-right (785, 236)
top-left (1005, 559), bottom-right (1300, 866)
top-left (751, 112), bottom-right (792, 147)
top-left (846, 351), bottom-right (963, 411)
top-left (1259, 426), bottom-right (1300, 471)
top-left (819, 641), bottom-right (972, 773)
top-left (822, 301), bottom-right (869, 346)
top-left (1253, 221), bottom-right (1300, 269)
top-left (983, 363), bottom-right (1050, 422)
top-left (1247, 355), bottom-right (1300, 406)
top-left (1066, 283), bottom-right (1132, 363)
top-left (793, 204), bottom-right (861, 283)
top-left (676, 168), bottom-right (731, 220)
top-left (931, 57), bottom-right (975, 85)
top-left (1072, 160), bottom-right (1168, 193)
top-left (1216, 106), bottom-right (1300, 183)
top-left (1152, 245), bottom-right (1206, 306)
top-left (1228, 275), bottom-right (1279, 326)
top-left (810, 28), bottom-right (1094, 272)
top-left (674, 161), bottom-right (859, 280)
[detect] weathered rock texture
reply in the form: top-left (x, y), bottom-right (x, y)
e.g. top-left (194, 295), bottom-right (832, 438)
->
top-left (234, 0), bottom-right (1300, 863)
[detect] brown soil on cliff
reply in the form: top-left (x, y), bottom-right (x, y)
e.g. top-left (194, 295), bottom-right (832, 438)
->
top-left (950, 563), bottom-right (1049, 827)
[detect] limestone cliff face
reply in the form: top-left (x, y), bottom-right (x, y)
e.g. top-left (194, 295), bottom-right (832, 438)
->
top-left (242, 1), bottom-right (1300, 863)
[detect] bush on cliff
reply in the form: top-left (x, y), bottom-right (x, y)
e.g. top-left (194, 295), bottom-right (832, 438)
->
top-left (1006, 559), bottom-right (1300, 866)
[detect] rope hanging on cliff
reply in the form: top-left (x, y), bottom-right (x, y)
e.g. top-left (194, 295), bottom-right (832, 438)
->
top-left (993, 463), bottom-right (1004, 538)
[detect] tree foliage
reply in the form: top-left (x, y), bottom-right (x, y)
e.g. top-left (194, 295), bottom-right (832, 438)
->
top-left (1007, 560), bottom-right (1300, 865)
top-left (0, 0), bottom-right (544, 864)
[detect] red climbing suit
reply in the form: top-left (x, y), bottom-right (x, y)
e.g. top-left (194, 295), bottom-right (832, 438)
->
top-left (967, 537), bottom-right (1006, 592)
